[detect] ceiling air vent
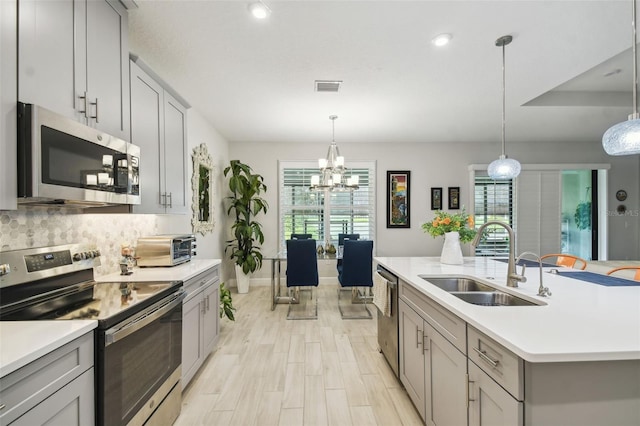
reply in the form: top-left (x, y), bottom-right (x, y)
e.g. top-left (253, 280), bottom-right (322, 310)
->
top-left (315, 80), bottom-right (342, 93)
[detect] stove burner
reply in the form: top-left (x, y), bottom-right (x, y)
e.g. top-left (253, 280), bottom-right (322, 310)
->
top-left (67, 307), bottom-right (101, 320)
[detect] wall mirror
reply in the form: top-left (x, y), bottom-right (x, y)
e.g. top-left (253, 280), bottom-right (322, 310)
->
top-left (191, 143), bottom-right (215, 235)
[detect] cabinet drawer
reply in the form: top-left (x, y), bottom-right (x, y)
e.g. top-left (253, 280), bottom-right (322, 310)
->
top-left (183, 266), bottom-right (220, 297)
top-left (400, 280), bottom-right (466, 353)
top-left (467, 326), bottom-right (523, 400)
top-left (0, 332), bottom-right (94, 425)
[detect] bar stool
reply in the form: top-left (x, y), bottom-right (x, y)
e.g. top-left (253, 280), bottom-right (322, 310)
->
top-left (541, 253), bottom-right (587, 270)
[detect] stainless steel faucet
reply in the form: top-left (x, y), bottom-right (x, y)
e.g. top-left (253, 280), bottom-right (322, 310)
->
top-left (472, 220), bottom-right (526, 287)
top-left (515, 251), bottom-right (552, 297)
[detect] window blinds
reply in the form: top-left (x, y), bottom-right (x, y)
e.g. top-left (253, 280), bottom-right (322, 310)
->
top-left (279, 161), bottom-right (376, 252)
top-left (473, 174), bottom-right (514, 256)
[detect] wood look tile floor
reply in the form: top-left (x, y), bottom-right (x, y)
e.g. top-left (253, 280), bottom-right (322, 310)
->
top-left (175, 285), bottom-right (422, 426)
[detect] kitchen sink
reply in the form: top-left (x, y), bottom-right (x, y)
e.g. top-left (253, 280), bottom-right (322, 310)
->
top-left (450, 291), bottom-right (540, 306)
top-left (420, 276), bottom-right (497, 292)
top-left (419, 275), bottom-right (543, 306)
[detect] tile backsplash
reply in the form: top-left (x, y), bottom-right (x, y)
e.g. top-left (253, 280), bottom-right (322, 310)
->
top-left (0, 207), bottom-right (158, 276)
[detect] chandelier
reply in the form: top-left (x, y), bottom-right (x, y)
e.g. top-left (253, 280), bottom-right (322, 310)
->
top-left (310, 115), bottom-right (359, 192)
top-left (487, 35), bottom-right (522, 180)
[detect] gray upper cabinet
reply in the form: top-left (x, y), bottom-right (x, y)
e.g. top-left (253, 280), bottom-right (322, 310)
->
top-left (130, 59), bottom-right (188, 214)
top-left (0, 0), bottom-right (17, 210)
top-left (18, 0), bottom-right (130, 141)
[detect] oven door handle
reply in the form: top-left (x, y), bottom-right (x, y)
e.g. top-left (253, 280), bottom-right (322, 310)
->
top-left (104, 289), bottom-right (185, 347)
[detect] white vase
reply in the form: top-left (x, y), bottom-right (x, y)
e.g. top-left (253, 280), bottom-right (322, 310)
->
top-left (235, 264), bottom-right (251, 293)
top-left (440, 231), bottom-right (464, 265)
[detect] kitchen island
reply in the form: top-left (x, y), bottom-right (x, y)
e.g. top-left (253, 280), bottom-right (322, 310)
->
top-left (375, 256), bottom-right (640, 426)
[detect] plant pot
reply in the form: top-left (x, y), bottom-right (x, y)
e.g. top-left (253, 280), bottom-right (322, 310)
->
top-left (440, 231), bottom-right (464, 265)
top-left (235, 264), bottom-right (251, 294)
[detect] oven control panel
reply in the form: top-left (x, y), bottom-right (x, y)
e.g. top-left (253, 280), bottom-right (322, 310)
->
top-left (0, 244), bottom-right (101, 288)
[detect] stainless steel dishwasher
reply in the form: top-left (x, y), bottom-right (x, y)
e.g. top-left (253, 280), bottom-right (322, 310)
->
top-left (376, 265), bottom-right (399, 377)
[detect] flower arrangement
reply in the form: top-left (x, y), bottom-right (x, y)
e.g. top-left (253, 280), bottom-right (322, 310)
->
top-left (422, 209), bottom-right (477, 243)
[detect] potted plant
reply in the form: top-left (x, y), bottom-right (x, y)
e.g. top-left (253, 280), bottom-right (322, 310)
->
top-left (422, 209), bottom-right (476, 265)
top-left (224, 159), bottom-right (268, 293)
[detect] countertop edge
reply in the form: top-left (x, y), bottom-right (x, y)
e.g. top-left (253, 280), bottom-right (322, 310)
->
top-left (0, 320), bottom-right (97, 378)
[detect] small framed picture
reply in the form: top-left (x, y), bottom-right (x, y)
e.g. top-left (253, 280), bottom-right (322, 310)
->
top-left (431, 187), bottom-right (442, 210)
top-left (387, 170), bottom-right (410, 228)
top-left (448, 187), bottom-right (460, 209)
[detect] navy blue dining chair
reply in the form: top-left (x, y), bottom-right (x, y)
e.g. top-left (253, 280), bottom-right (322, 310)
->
top-left (337, 239), bottom-right (373, 319)
top-left (337, 233), bottom-right (360, 273)
top-left (290, 233), bottom-right (312, 240)
top-left (286, 239), bottom-right (319, 320)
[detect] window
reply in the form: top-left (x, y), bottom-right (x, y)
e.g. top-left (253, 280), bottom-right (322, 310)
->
top-left (279, 161), bottom-right (375, 251)
top-left (473, 173), bottom-right (514, 256)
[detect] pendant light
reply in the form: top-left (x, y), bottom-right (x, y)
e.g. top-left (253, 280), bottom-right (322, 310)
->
top-left (310, 115), bottom-right (359, 192)
top-left (488, 35), bottom-right (522, 180)
top-left (602, 0), bottom-right (640, 156)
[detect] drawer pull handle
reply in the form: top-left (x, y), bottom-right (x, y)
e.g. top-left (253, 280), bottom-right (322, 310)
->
top-left (474, 347), bottom-right (499, 368)
top-left (0, 404), bottom-right (6, 410)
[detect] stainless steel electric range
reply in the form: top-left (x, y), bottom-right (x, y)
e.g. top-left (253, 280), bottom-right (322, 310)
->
top-left (0, 244), bottom-right (185, 426)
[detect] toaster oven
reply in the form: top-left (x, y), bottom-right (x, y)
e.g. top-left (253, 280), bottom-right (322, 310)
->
top-left (136, 235), bottom-right (196, 267)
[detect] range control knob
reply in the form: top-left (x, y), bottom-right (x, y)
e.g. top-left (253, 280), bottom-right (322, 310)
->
top-left (0, 264), bottom-right (11, 276)
top-left (73, 253), bottom-right (82, 261)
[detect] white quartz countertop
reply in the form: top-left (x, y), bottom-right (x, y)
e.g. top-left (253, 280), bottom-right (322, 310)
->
top-left (97, 259), bottom-right (221, 283)
top-left (0, 321), bottom-right (97, 378)
top-left (375, 256), bottom-right (640, 363)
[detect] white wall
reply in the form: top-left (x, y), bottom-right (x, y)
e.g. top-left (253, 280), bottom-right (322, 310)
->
top-left (229, 139), bottom-right (639, 279)
top-left (157, 109), bottom-right (231, 280)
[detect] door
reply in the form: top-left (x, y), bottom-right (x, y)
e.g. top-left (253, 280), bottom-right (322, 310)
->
top-left (86, 0), bottom-right (129, 140)
top-left (181, 291), bottom-right (203, 389)
top-left (425, 323), bottom-right (467, 426)
top-left (561, 170), bottom-right (595, 260)
top-left (18, 0), bottom-right (86, 122)
top-left (399, 299), bottom-right (426, 420)
top-left (468, 361), bottom-right (523, 426)
top-left (130, 60), bottom-right (165, 213)
top-left (163, 91), bottom-right (188, 213)
top-left (203, 282), bottom-right (219, 356)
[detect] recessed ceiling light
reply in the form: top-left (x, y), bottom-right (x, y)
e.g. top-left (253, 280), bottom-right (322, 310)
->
top-left (249, 1), bottom-right (271, 19)
top-left (432, 33), bottom-right (452, 47)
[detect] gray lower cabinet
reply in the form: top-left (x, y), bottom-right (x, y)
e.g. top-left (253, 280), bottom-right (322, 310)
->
top-left (18, 0), bottom-right (130, 140)
top-left (0, 0), bottom-right (17, 210)
top-left (130, 59), bottom-right (189, 214)
top-left (399, 298), bottom-right (467, 425)
top-left (0, 332), bottom-right (95, 426)
top-left (399, 299), bottom-right (426, 420)
top-left (181, 266), bottom-right (220, 389)
top-left (467, 361), bottom-right (522, 426)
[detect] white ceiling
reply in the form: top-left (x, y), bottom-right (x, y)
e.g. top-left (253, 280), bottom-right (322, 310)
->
top-left (128, 0), bottom-right (637, 146)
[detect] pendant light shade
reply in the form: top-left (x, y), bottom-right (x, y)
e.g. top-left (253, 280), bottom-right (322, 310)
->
top-left (602, 0), bottom-right (640, 155)
top-left (488, 35), bottom-right (521, 180)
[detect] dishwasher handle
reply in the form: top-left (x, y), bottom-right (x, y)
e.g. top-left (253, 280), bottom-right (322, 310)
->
top-left (376, 267), bottom-right (398, 288)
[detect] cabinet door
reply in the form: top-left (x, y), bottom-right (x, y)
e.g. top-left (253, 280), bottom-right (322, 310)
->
top-left (468, 361), bottom-right (523, 426)
top-left (399, 300), bottom-right (426, 420)
top-left (86, 0), bottom-right (129, 140)
top-left (18, 0), bottom-right (86, 122)
top-left (425, 323), bottom-right (467, 426)
top-left (181, 293), bottom-right (204, 389)
top-left (0, 0), bottom-right (17, 210)
top-left (11, 368), bottom-right (95, 426)
top-left (163, 91), bottom-right (189, 214)
top-left (203, 283), bottom-right (219, 356)
top-left (130, 60), bottom-right (165, 214)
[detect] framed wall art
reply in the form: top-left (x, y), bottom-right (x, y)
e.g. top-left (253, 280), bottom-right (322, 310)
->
top-left (387, 171), bottom-right (410, 228)
top-left (448, 187), bottom-right (460, 210)
top-left (431, 187), bottom-right (443, 210)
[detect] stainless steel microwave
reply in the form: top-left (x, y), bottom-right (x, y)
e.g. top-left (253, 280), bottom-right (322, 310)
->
top-left (17, 102), bottom-right (140, 206)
